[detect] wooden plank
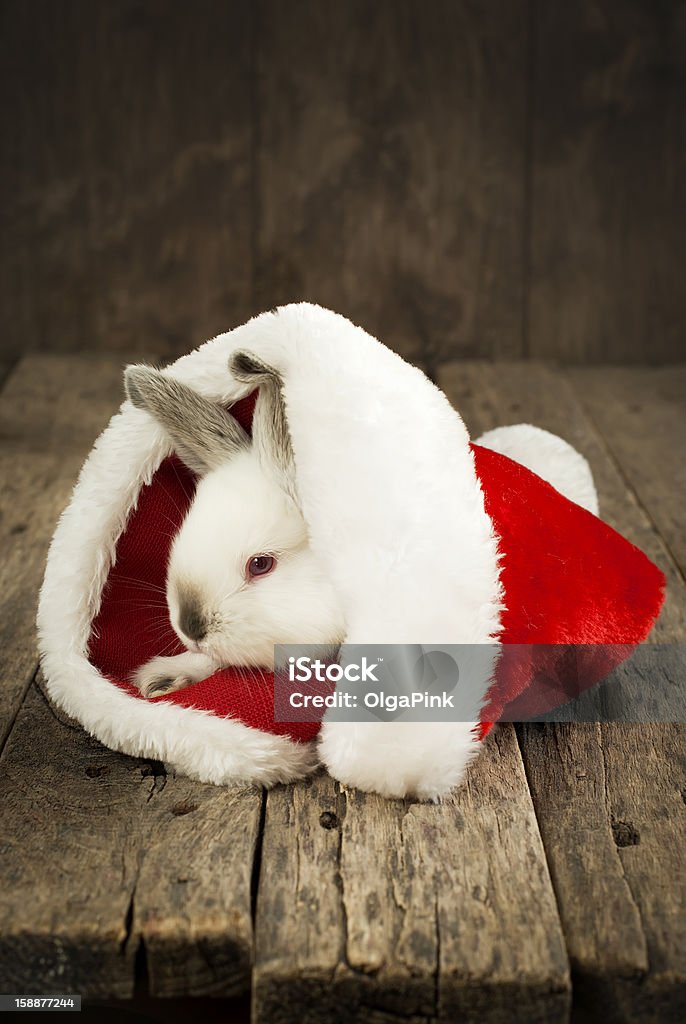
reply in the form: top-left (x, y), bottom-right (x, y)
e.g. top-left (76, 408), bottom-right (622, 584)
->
top-left (117, 772), bottom-right (262, 999)
top-left (0, 355), bottom-right (127, 746)
top-left (254, 739), bottom-right (570, 1020)
top-left (0, 355), bottom-right (263, 997)
top-left (256, 0), bottom-right (527, 365)
top-left (521, 722), bottom-right (686, 1024)
top-left (0, 679), bottom-right (262, 999)
top-left (0, 360), bottom-right (15, 389)
top-left (253, 774), bottom-right (344, 1022)
top-left (0, 451), bottom-right (83, 749)
top-left (438, 361), bottom-right (686, 1020)
top-left (562, 366), bottom-right (686, 1022)
top-left (529, 3), bottom-right (686, 363)
top-left (0, 354), bottom-right (128, 451)
top-left (568, 365), bottom-right (686, 579)
top-left (0, 0), bottom-right (253, 362)
top-left (0, 682), bottom-right (143, 997)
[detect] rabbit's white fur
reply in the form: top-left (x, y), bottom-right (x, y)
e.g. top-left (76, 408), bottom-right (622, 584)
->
top-left (126, 364), bottom-right (346, 699)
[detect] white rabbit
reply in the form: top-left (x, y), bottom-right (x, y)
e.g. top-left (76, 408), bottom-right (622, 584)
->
top-left (124, 351), bottom-right (346, 699)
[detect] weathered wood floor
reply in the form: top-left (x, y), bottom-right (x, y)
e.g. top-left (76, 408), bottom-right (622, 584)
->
top-left (0, 357), bottom-right (683, 1023)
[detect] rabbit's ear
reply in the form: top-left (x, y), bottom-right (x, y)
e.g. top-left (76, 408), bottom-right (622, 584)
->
top-left (230, 351), bottom-right (296, 497)
top-left (124, 365), bottom-right (249, 475)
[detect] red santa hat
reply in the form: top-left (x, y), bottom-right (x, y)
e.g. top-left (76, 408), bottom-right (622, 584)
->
top-left (38, 304), bottom-right (665, 799)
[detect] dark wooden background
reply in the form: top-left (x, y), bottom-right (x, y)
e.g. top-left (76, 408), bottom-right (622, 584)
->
top-left (2, 0), bottom-right (685, 368)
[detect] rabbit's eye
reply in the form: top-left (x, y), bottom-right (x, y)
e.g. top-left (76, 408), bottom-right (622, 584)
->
top-left (246, 554), bottom-right (276, 579)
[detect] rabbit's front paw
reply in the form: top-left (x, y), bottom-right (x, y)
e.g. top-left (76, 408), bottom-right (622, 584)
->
top-left (133, 658), bottom-right (194, 699)
top-left (132, 651), bottom-right (216, 699)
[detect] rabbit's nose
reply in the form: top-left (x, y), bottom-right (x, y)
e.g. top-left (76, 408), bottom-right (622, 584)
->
top-left (180, 606), bottom-right (207, 643)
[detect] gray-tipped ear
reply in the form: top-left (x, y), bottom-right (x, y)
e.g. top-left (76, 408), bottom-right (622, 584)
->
top-left (230, 350), bottom-right (277, 384)
top-left (229, 350), bottom-right (296, 497)
top-left (124, 365), bottom-right (249, 475)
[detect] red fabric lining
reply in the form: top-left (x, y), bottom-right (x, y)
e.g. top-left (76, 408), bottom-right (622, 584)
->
top-left (88, 421), bottom-right (665, 745)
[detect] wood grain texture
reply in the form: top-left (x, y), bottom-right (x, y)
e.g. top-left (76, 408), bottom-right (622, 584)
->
top-left (0, 355), bottom-right (127, 747)
top-left (0, 681), bottom-right (145, 997)
top-left (256, 0), bottom-right (527, 365)
top-left (0, 354), bottom-right (128, 451)
top-left (568, 365), bottom-right (686, 580)
top-left (0, 0), bottom-right (254, 361)
top-left (4, 1), bottom-right (685, 366)
top-left (0, 361), bottom-right (15, 389)
top-left (119, 772), bottom-right (263, 999)
top-left (0, 679), bottom-right (262, 998)
top-left (0, 451), bottom-right (83, 749)
top-left (438, 361), bottom-right (686, 1020)
top-left (529, 2), bottom-right (686, 362)
top-left (254, 734), bottom-right (570, 1023)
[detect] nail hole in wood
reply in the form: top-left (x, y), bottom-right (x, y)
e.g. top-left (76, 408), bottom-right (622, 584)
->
top-left (171, 802), bottom-right (198, 817)
top-left (612, 820), bottom-right (640, 847)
